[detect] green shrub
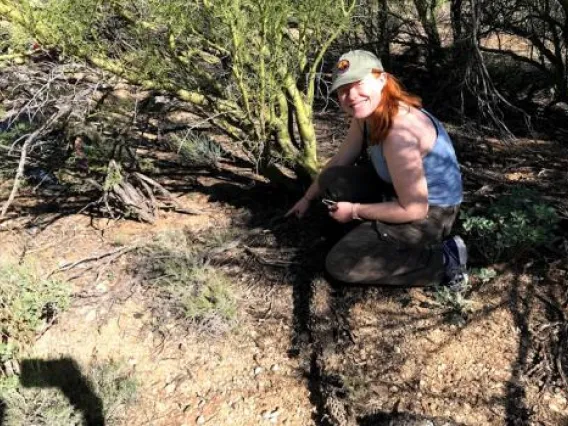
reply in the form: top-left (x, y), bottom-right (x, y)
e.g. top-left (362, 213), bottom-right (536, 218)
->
top-left (472, 267), bottom-right (497, 284)
top-left (169, 132), bottom-right (223, 167)
top-left (89, 360), bottom-right (137, 422)
top-left (0, 262), bottom-right (70, 365)
top-left (137, 230), bottom-right (237, 331)
top-left (433, 286), bottom-right (473, 325)
top-left (461, 188), bottom-right (558, 262)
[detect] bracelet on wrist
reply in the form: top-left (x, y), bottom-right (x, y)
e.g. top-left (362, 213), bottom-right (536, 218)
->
top-left (352, 203), bottom-right (362, 220)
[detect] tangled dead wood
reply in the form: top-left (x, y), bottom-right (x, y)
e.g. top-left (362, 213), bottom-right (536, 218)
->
top-left (460, 0), bottom-right (531, 139)
top-left (0, 106), bottom-right (71, 219)
top-left (83, 160), bottom-right (201, 223)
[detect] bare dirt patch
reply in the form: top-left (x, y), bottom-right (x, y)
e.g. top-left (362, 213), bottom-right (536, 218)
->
top-left (2, 90), bottom-right (568, 426)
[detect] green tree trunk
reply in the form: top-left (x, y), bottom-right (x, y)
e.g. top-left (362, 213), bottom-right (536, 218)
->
top-left (2, 0), bottom-right (357, 184)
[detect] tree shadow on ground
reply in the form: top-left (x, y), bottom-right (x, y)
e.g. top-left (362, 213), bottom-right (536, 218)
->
top-left (4, 130), bottom-right (566, 425)
top-left (194, 130), bottom-right (568, 424)
top-left (18, 357), bottom-right (105, 426)
top-left (196, 178), bottom-right (479, 425)
top-left (358, 411), bottom-right (467, 426)
top-left (201, 178), bottom-right (342, 423)
top-left (505, 273), bottom-right (533, 425)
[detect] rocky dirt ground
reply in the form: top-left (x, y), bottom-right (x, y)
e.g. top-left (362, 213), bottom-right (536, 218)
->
top-left (1, 74), bottom-right (568, 426)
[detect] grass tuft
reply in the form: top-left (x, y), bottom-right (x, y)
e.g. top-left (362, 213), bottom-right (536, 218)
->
top-left (136, 229), bottom-right (238, 333)
top-left (0, 262), bottom-right (70, 366)
top-left (168, 131), bottom-right (223, 167)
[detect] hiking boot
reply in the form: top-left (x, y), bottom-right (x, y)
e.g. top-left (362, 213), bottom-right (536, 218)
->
top-left (442, 236), bottom-right (468, 292)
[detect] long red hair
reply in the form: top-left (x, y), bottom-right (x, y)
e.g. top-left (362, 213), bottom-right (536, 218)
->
top-left (369, 70), bottom-right (422, 145)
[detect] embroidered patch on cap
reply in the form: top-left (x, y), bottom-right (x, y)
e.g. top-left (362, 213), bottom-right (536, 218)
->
top-left (337, 59), bottom-right (350, 73)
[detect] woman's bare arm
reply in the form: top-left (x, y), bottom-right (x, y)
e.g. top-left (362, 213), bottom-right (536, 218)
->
top-left (339, 125), bottom-right (428, 223)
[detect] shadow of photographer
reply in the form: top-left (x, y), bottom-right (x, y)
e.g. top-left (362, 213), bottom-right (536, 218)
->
top-left (0, 399), bottom-right (5, 426)
top-left (6, 357), bottom-right (105, 426)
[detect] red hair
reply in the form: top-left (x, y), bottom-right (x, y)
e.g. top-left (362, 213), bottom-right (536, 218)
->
top-left (369, 70), bottom-right (422, 144)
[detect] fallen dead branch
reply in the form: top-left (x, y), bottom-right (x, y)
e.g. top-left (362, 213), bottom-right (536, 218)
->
top-left (81, 160), bottom-right (203, 223)
top-left (243, 245), bottom-right (300, 268)
top-left (1, 106), bottom-right (71, 219)
top-left (47, 245), bottom-right (136, 278)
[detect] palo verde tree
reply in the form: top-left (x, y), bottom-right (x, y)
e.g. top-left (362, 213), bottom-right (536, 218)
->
top-left (477, 0), bottom-right (568, 103)
top-left (351, 0), bottom-right (445, 68)
top-left (0, 0), bottom-right (356, 181)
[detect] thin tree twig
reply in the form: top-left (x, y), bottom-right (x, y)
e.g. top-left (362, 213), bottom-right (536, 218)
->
top-left (47, 245), bottom-right (136, 278)
top-left (1, 106), bottom-right (71, 219)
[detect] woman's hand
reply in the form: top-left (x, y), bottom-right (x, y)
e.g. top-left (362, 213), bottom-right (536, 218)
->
top-left (329, 201), bottom-right (354, 223)
top-left (285, 196), bottom-right (311, 219)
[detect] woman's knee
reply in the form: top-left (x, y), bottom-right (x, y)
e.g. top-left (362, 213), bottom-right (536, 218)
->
top-left (325, 246), bottom-right (362, 284)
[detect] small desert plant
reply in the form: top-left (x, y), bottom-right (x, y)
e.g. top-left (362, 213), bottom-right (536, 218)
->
top-left (0, 262), bottom-right (70, 367)
top-left (136, 230), bottom-right (237, 332)
top-left (461, 187), bottom-right (558, 262)
top-left (169, 131), bottom-right (223, 167)
top-left (88, 360), bottom-right (137, 422)
top-left (102, 160), bottom-right (124, 191)
top-left (138, 157), bottom-right (157, 174)
top-left (433, 285), bottom-right (473, 325)
top-left (434, 285), bottom-right (471, 310)
top-left (472, 267), bottom-right (497, 284)
top-left (1, 358), bottom-right (136, 426)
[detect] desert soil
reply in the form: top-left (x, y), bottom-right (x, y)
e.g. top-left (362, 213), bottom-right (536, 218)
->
top-left (1, 105), bottom-right (568, 426)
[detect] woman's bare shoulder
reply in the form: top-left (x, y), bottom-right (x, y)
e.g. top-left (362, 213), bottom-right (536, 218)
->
top-left (387, 110), bottom-right (419, 144)
top-left (389, 107), bottom-right (434, 145)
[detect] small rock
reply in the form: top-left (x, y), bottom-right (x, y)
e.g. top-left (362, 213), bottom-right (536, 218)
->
top-left (262, 408), bottom-right (280, 421)
top-left (549, 394), bottom-right (568, 413)
top-left (270, 364), bottom-right (280, 372)
top-left (196, 415), bottom-right (205, 424)
top-left (165, 382), bottom-right (176, 394)
top-left (254, 366), bottom-right (263, 376)
top-left (85, 309), bottom-right (97, 322)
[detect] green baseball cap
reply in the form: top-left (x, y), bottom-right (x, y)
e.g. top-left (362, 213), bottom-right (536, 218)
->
top-left (330, 50), bottom-right (384, 92)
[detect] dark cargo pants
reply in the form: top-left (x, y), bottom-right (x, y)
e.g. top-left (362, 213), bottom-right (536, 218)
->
top-left (319, 165), bottom-right (459, 286)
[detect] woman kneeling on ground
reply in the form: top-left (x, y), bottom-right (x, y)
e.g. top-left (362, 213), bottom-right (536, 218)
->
top-left (286, 50), bottom-right (467, 290)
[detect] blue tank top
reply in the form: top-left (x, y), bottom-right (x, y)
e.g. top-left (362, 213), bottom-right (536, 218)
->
top-left (367, 109), bottom-right (463, 207)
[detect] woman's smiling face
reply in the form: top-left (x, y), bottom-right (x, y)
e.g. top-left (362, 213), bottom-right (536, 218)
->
top-left (337, 73), bottom-right (386, 119)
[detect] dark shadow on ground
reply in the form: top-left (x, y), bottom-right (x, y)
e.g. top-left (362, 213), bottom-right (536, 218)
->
top-left (505, 273), bottom-right (533, 425)
top-left (19, 358), bottom-right (105, 426)
top-left (196, 178), bottom-right (483, 425)
top-left (3, 66), bottom-right (567, 424)
top-left (201, 178), bottom-right (342, 423)
top-left (358, 410), bottom-right (466, 426)
top-left (192, 125), bottom-right (568, 424)
top-left (0, 398), bottom-right (5, 426)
